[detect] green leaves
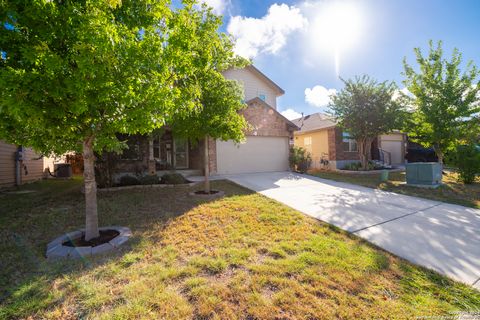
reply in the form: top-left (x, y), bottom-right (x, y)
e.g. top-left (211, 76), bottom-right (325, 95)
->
top-left (330, 75), bottom-right (405, 141)
top-left (402, 40), bottom-right (480, 160)
top-left (167, 4), bottom-right (249, 144)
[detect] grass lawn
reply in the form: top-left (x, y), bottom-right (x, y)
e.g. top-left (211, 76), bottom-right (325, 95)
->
top-left (1, 178), bottom-right (479, 319)
top-left (310, 170), bottom-right (480, 209)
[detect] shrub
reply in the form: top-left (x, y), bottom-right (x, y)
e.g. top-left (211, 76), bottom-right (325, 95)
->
top-left (140, 174), bottom-right (161, 185)
top-left (447, 145), bottom-right (480, 184)
top-left (343, 162), bottom-right (362, 171)
top-left (161, 173), bottom-right (189, 185)
top-left (118, 175), bottom-right (140, 186)
top-left (289, 146), bottom-right (312, 173)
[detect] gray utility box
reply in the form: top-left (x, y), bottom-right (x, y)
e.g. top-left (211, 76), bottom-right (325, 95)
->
top-left (406, 162), bottom-right (442, 186)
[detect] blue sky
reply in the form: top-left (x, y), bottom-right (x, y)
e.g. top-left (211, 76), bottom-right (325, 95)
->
top-left (202, 0), bottom-right (480, 119)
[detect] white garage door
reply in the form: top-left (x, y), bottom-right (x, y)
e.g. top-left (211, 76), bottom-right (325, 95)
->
top-left (381, 140), bottom-right (404, 165)
top-left (216, 136), bottom-right (289, 174)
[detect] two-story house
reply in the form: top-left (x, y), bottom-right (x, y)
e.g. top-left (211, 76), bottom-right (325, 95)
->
top-left (111, 65), bottom-right (298, 179)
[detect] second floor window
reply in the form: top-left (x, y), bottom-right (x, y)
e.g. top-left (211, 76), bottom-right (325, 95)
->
top-left (258, 93), bottom-right (267, 101)
top-left (342, 132), bottom-right (358, 152)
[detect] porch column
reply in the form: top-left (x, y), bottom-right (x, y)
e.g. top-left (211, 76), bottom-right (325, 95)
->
top-left (148, 137), bottom-right (156, 175)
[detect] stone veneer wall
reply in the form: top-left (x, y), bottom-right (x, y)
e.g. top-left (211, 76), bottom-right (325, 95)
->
top-left (241, 101), bottom-right (292, 137)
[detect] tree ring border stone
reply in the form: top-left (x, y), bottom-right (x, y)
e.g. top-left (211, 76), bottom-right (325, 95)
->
top-left (46, 226), bottom-right (132, 259)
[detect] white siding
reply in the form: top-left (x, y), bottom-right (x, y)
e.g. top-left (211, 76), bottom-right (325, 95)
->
top-left (0, 140), bottom-right (46, 187)
top-left (223, 68), bottom-right (278, 109)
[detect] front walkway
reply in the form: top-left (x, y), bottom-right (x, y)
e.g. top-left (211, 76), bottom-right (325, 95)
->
top-left (220, 171), bottom-right (480, 289)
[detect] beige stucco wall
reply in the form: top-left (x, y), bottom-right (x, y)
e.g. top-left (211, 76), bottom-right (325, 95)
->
top-left (294, 130), bottom-right (330, 169)
top-left (223, 68), bottom-right (278, 109)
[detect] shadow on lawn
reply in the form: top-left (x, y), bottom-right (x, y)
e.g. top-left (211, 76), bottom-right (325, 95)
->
top-left (0, 178), bottom-right (253, 318)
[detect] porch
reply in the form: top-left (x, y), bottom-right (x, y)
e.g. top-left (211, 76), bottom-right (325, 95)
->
top-left (109, 130), bottom-right (210, 182)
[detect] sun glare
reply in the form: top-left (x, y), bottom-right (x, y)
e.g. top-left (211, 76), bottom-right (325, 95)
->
top-left (308, 1), bottom-right (364, 76)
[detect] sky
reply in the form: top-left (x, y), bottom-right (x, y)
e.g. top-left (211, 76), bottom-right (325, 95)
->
top-left (200, 0), bottom-right (480, 120)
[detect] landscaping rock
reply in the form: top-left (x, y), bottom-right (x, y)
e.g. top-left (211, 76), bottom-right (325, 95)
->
top-left (46, 226), bottom-right (132, 259)
top-left (91, 243), bottom-right (115, 255)
top-left (109, 235), bottom-right (130, 248)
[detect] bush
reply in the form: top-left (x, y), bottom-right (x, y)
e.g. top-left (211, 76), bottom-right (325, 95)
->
top-left (447, 145), bottom-right (480, 184)
top-left (118, 175), bottom-right (141, 186)
top-left (140, 174), bottom-right (160, 185)
top-left (161, 173), bottom-right (189, 185)
top-left (343, 162), bottom-right (362, 171)
top-left (289, 146), bottom-right (312, 173)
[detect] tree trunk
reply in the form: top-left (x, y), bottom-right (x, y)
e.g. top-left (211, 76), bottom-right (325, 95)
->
top-left (204, 136), bottom-right (210, 194)
top-left (433, 145), bottom-right (444, 165)
top-left (358, 137), bottom-right (373, 170)
top-left (83, 136), bottom-right (100, 241)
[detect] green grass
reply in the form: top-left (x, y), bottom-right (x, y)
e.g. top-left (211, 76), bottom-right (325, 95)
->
top-left (310, 170), bottom-right (480, 209)
top-left (0, 178), bottom-right (479, 319)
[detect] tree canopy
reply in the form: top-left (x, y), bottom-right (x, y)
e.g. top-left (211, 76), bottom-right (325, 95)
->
top-left (330, 75), bottom-right (405, 170)
top-left (402, 40), bottom-right (480, 163)
top-left (0, 0), bottom-right (247, 240)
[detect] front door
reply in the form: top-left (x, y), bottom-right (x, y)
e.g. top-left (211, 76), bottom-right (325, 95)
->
top-left (174, 137), bottom-right (189, 169)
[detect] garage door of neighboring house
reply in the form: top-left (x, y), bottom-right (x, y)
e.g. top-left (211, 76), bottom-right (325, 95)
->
top-left (216, 136), bottom-right (290, 174)
top-left (379, 134), bottom-right (405, 165)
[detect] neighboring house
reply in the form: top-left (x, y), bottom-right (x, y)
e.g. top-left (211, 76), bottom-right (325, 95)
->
top-left (292, 113), bottom-right (406, 170)
top-left (0, 140), bottom-right (47, 187)
top-left (108, 65), bottom-right (298, 180)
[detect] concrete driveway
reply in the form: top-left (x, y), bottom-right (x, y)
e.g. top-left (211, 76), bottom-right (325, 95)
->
top-left (222, 171), bottom-right (480, 289)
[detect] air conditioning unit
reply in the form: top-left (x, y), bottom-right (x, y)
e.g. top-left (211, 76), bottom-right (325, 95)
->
top-left (54, 163), bottom-right (72, 178)
top-left (406, 162), bottom-right (442, 186)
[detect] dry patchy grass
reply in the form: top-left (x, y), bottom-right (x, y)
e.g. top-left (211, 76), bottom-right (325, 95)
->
top-left (0, 178), bottom-right (479, 319)
top-left (310, 170), bottom-right (480, 209)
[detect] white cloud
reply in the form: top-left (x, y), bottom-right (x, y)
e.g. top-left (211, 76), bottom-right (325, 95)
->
top-left (227, 4), bottom-right (307, 59)
top-left (392, 87), bottom-right (413, 101)
top-left (304, 85), bottom-right (336, 107)
top-left (199, 0), bottom-right (228, 15)
top-left (281, 108), bottom-right (302, 120)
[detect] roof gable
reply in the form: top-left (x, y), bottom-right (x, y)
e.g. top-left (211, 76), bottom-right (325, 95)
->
top-left (245, 65), bottom-right (285, 96)
top-left (292, 112), bottom-right (337, 133)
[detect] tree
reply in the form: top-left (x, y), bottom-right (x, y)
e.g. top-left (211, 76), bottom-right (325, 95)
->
top-left (0, 1), bottom-right (237, 240)
top-left (403, 40), bottom-right (480, 164)
top-left (330, 76), bottom-right (406, 170)
top-left (168, 5), bottom-right (249, 194)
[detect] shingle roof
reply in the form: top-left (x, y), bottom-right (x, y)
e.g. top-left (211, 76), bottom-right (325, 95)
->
top-left (291, 112), bottom-right (337, 133)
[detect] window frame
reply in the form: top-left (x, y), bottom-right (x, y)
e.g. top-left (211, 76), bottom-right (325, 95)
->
top-left (342, 132), bottom-right (358, 152)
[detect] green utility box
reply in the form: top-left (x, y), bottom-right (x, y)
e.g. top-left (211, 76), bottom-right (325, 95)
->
top-left (406, 162), bottom-right (442, 186)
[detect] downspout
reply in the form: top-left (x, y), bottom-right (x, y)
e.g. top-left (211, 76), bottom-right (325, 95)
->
top-left (15, 146), bottom-right (23, 186)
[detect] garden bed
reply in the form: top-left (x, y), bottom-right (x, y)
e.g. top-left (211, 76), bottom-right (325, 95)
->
top-left (337, 167), bottom-right (405, 174)
top-left (46, 226), bottom-right (132, 259)
top-left (97, 173), bottom-right (196, 192)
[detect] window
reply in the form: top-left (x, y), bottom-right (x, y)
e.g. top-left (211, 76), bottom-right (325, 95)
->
top-left (258, 93), bottom-right (267, 101)
top-left (342, 132), bottom-right (358, 152)
top-left (304, 136), bottom-right (312, 152)
top-left (304, 137), bottom-right (312, 146)
top-left (120, 136), bottom-right (141, 160)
